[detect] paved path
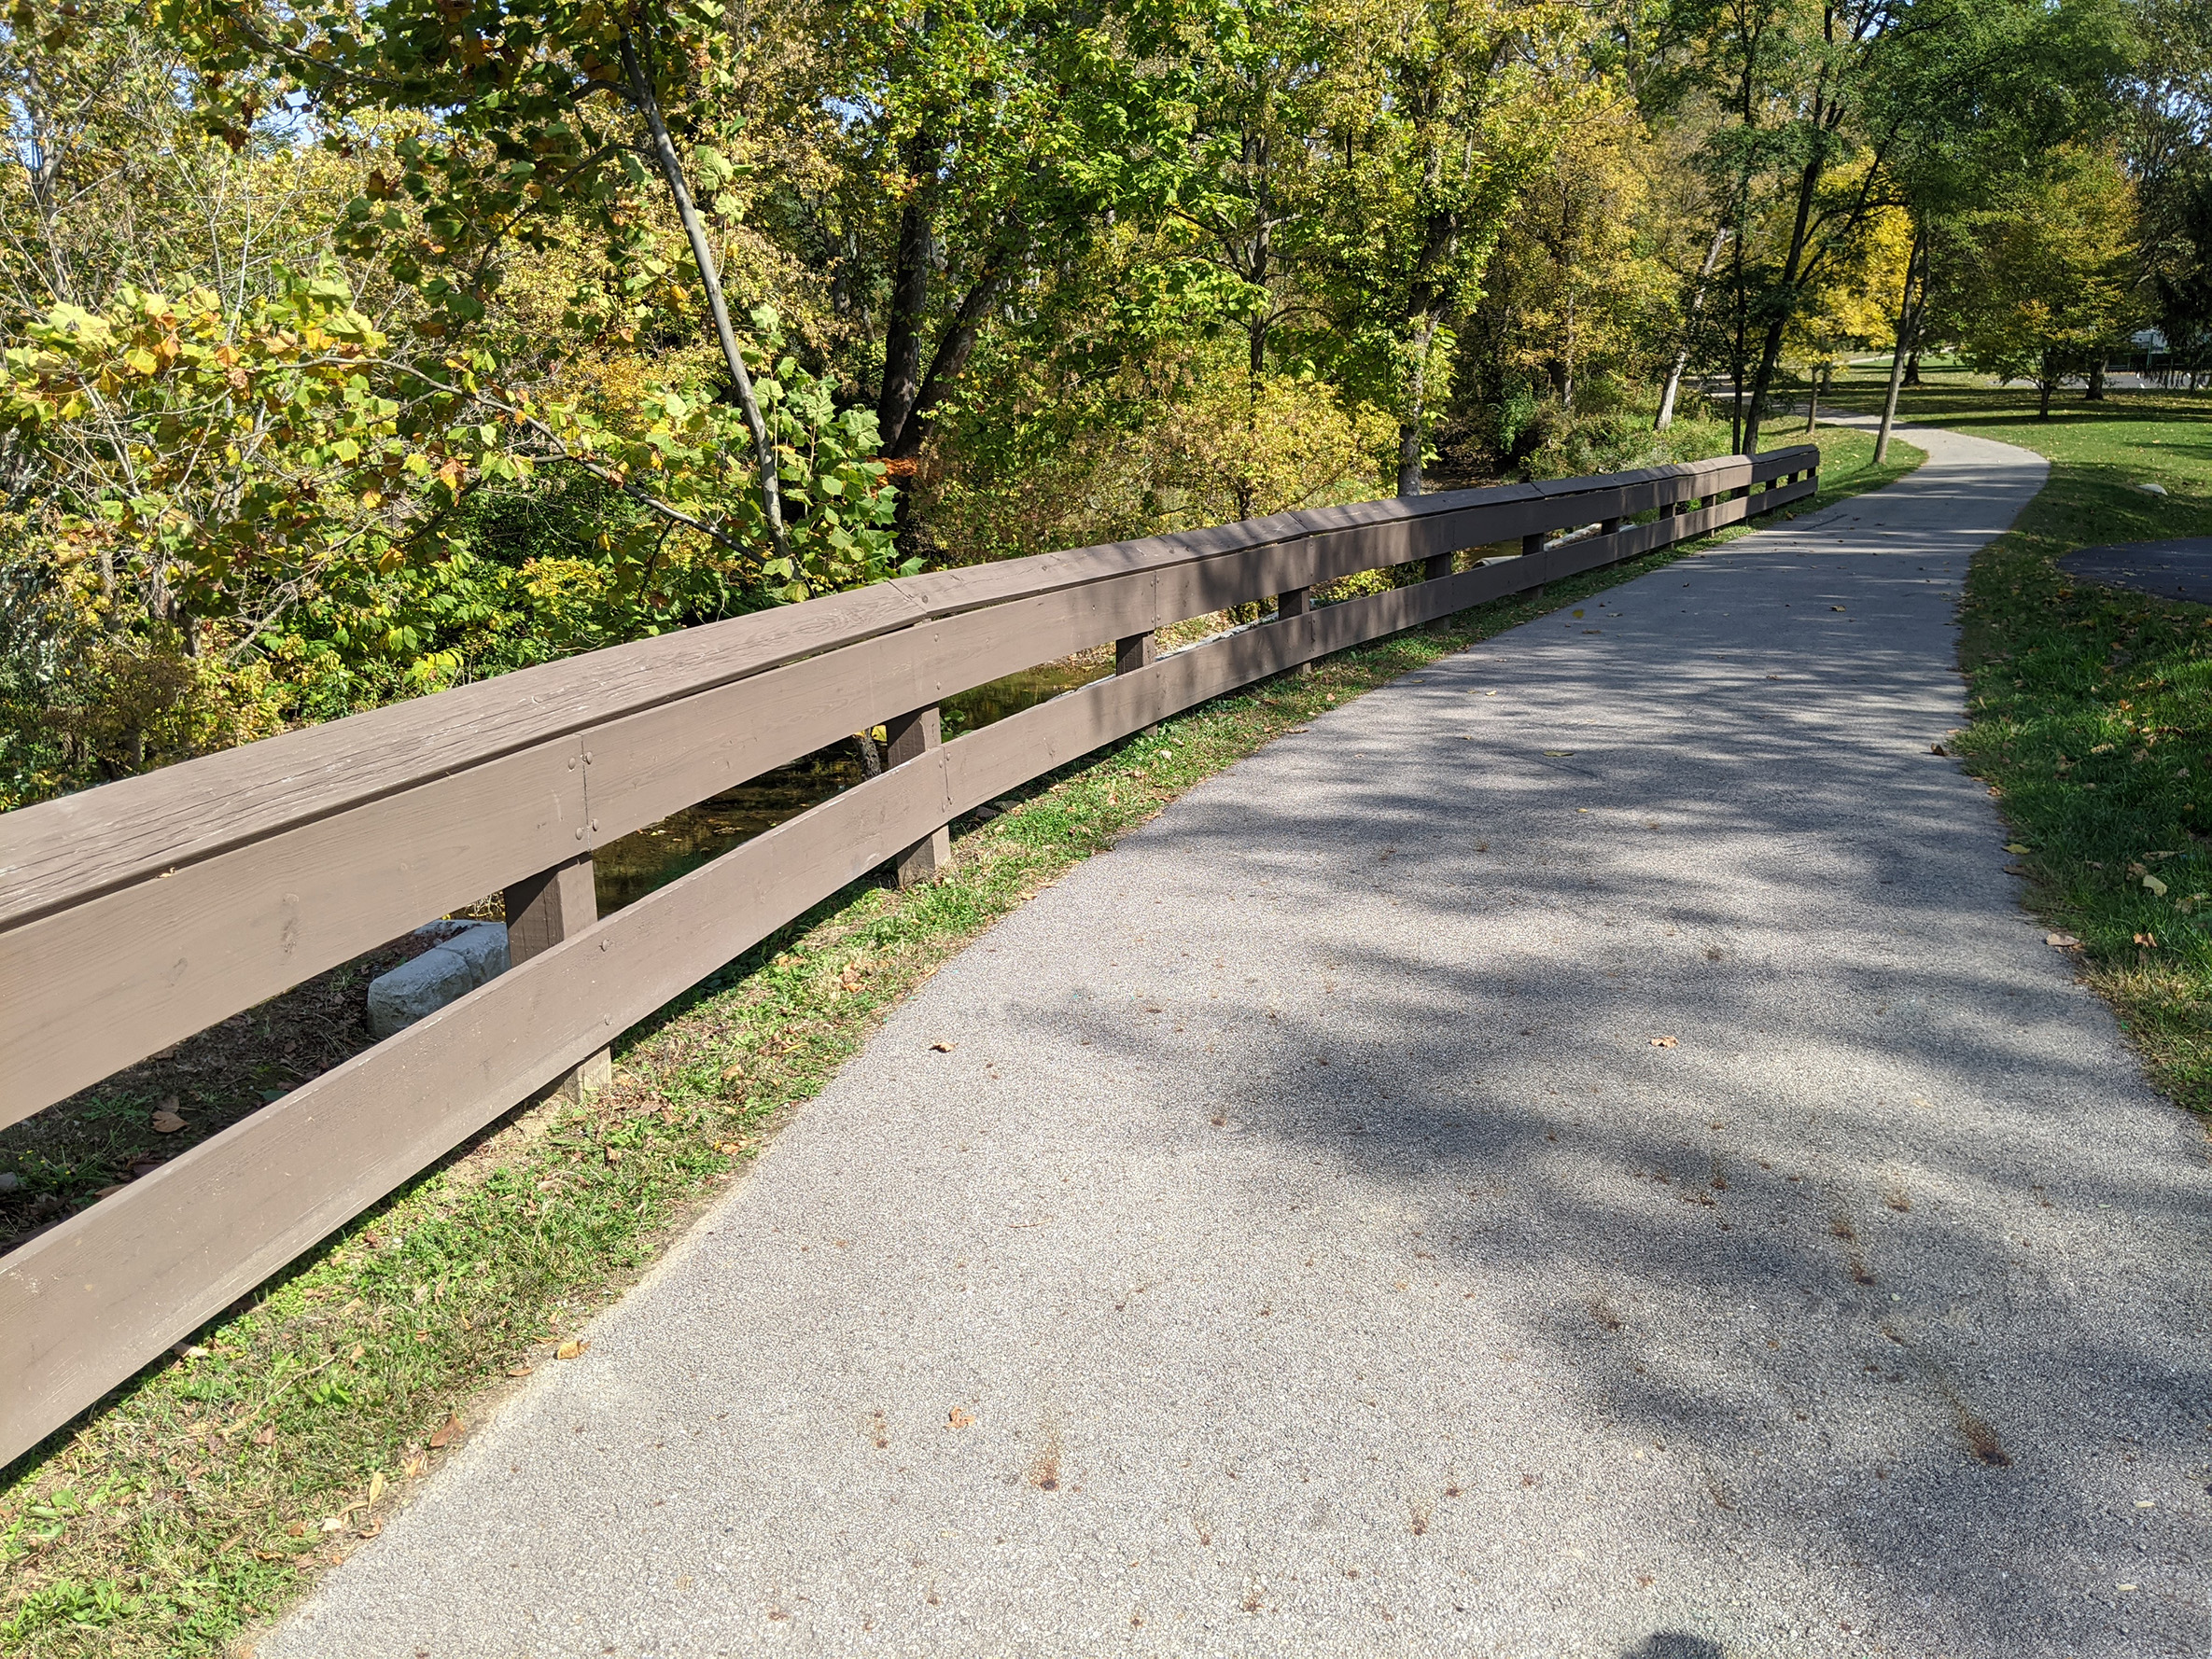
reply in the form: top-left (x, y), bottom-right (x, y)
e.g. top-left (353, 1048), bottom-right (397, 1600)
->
top-left (267, 425), bottom-right (2208, 1659)
top-left (2063, 538), bottom-right (2212, 606)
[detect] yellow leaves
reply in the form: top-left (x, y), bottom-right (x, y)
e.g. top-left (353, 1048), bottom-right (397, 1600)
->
top-left (554, 1338), bottom-right (589, 1360)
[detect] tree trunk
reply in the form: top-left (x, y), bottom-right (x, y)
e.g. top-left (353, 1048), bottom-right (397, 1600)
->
top-left (1874, 225), bottom-right (1926, 465)
top-left (1903, 348), bottom-right (1921, 386)
top-left (1743, 310), bottom-right (1789, 455)
top-left (620, 34), bottom-right (789, 564)
top-left (2087, 357), bottom-right (2107, 400)
top-left (1657, 225), bottom-right (1729, 432)
top-left (876, 129), bottom-right (938, 456)
top-left (2037, 353), bottom-right (2056, 419)
top-left (1804, 370), bottom-right (1818, 433)
top-left (1397, 314), bottom-right (1438, 496)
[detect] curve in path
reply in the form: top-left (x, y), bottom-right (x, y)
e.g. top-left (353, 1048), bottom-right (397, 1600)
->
top-left (268, 425), bottom-right (2207, 1659)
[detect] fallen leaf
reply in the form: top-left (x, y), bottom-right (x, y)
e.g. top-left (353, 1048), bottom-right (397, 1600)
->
top-left (1543, 750), bottom-right (1575, 758)
top-left (348, 1343), bottom-right (364, 1360)
top-left (506, 1363), bottom-right (534, 1377)
top-left (1650, 1036), bottom-right (1679, 1049)
top-left (2135, 932), bottom-right (2158, 948)
top-left (318, 1517), bottom-right (344, 1534)
top-left (1830, 605), bottom-right (1845, 612)
top-left (150, 1108), bottom-right (187, 1135)
top-left (1929, 742), bottom-right (1948, 755)
top-left (427, 1413), bottom-right (463, 1448)
top-left (367, 1471), bottom-right (385, 1507)
top-left (948, 1407), bottom-right (975, 1429)
top-left (2003, 843), bottom-right (2029, 855)
top-left (929, 1039), bottom-right (957, 1053)
top-left (2143, 873), bottom-right (2168, 896)
top-left (2046, 932), bottom-right (2080, 948)
top-left (287, 1521), bottom-right (307, 1539)
top-left (555, 1338), bottom-right (589, 1360)
top-left (356, 1518), bottom-right (383, 1539)
top-left (253, 1425), bottom-right (276, 1446)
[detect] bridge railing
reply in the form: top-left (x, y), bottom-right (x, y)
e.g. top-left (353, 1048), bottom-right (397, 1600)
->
top-left (0, 442), bottom-right (1817, 1463)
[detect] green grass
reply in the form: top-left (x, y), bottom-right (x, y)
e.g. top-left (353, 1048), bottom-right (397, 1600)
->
top-left (0, 439), bottom-right (1921, 1658)
top-left (1826, 371), bottom-right (2212, 1111)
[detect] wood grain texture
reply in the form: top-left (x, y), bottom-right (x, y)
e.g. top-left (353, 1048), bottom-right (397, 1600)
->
top-left (2, 453), bottom-right (1818, 1129)
top-left (0, 449), bottom-right (1807, 929)
top-left (0, 749), bottom-right (957, 1468)
top-left (1, 740), bottom-right (588, 1129)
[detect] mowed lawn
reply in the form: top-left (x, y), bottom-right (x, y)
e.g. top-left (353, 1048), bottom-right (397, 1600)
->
top-left (1833, 370), bottom-right (2212, 1112)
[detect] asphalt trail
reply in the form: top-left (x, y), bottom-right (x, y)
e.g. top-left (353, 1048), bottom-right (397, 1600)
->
top-left (266, 423), bottom-right (2209, 1659)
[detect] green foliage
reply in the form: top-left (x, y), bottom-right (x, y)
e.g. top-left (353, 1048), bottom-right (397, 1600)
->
top-left (1953, 148), bottom-right (2142, 407)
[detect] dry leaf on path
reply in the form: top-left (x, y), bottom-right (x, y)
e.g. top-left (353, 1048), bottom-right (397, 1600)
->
top-left (2046, 933), bottom-right (2080, 948)
top-left (555, 1338), bottom-right (589, 1360)
top-left (930, 1040), bottom-right (957, 1053)
top-left (1650, 1036), bottom-right (1679, 1049)
top-left (947, 1408), bottom-right (975, 1429)
top-left (507, 1363), bottom-right (534, 1377)
top-left (428, 1413), bottom-right (464, 1448)
top-left (2004, 843), bottom-right (2030, 855)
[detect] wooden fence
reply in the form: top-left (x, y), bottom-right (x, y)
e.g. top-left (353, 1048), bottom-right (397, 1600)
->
top-left (0, 443), bottom-right (1817, 1465)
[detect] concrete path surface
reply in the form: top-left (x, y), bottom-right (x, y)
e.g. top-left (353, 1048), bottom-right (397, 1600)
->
top-left (265, 425), bottom-right (2209, 1659)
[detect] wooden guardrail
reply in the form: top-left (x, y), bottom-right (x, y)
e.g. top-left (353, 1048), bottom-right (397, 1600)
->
top-left (0, 443), bottom-right (1817, 1464)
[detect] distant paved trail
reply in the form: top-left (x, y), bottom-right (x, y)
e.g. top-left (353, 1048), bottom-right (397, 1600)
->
top-left (267, 424), bottom-right (2209, 1659)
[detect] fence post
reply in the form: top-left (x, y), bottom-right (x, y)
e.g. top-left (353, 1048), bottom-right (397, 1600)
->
top-left (1422, 551), bottom-right (1453, 581)
top-left (1524, 529), bottom-right (1549, 595)
top-left (1118, 630), bottom-right (1158, 735)
top-left (885, 706), bottom-right (950, 886)
top-left (504, 854), bottom-right (611, 1095)
top-left (1275, 588), bottom-right (1312, 676)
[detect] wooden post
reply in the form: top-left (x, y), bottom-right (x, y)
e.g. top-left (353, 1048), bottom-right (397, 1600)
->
top-left (1524, 530), bottom-right (1548, 595)
top-left (1118, 630), bottom-right (1158, 735)
top-left (1275, 588), bottom-right (1311, 676)
top-left (504, 854), bottom-right (612, 1095)
top-left (884, 705), bottom-right (950, 886)
top-left (1422, 552), bottom-right (1453, 581)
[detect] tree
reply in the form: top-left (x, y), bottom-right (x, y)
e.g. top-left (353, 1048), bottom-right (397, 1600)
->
top-left (1312, 0), bottom-right (1589, 495)
top-left (170, 0), bottom-right (904, 592)
top-left (1955, 145), bottom-right (2140, 415)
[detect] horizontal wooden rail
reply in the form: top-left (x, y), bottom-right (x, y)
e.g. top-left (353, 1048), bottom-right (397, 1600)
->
top-left (0, 443), bottom-right (1816, 1465)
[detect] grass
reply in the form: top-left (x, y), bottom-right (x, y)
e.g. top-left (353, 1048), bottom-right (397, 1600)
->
top-left (1826, 369), bottom-right (2212, 1112)
top-left (0, 431), bottom-right (1918, 1658)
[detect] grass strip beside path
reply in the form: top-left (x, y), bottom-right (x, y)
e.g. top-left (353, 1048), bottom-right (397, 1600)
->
top-left (0, 423), bottom-right (1915, 1658)
top-left (1833, 374), bottom-right (2212, 1112)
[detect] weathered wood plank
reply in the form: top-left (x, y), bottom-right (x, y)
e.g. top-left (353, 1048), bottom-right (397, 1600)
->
top-left (0, 451), bottom-right (1797, 927)
top-left (504, 855), bottom-right (609, 1095)
top-left (0, 742), bottom-right (588, 1128)
top-left (0, 748), bottom-right (958, 1469)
